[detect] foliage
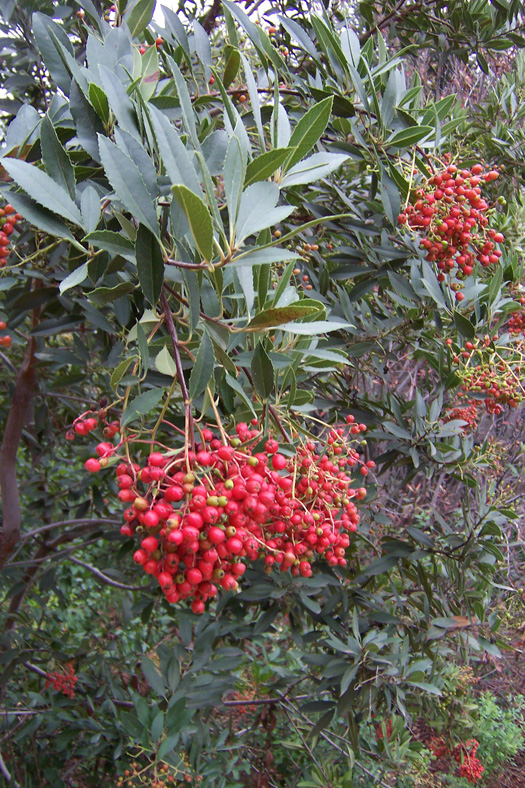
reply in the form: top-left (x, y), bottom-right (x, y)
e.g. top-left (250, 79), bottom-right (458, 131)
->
top-left (0, 0), bottom-right (525, 785)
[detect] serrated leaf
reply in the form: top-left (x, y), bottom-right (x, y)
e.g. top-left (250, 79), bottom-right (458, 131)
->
top-left (40, 115), bottom-right (76, 200)
top-left (284, 96), bottom-right (333, 171)
top-left (1, 158), bottom-right (83, 227)
top-left (88, 83), bottom-right (109, 124)
top-left (155, 346), bottom-right (177, 377)
top-left (111, 356), bottom-right (136, 390)
top-left (235, 182), bottom-right (294, 244)
top-left (59, 263), bottom-right (89, 294)
top-left (245, 147), bottom-right (293, 187)
top-left (279, 319), bottom-right (351, 335)
top-left (5, 192), bottom-right (79, 246)
top-left (387, 125), bottom-right (434, 148)
top-left (453, 311), bottom-right (476, 340)
top-left (224, 372), bottom-right (256, 415)
top-left (125, 0), bottom-right (156, 38)
top-left (171, 185), bottom-right (214, 263)
top-left (251, 342), bottom-right (274, 399)
top-left (140, 655), bottom-right (167, 695)
top-left (80, 186), bottom-right (101, 233)
top-left (189, 332), bottom-right (214, 399)
top-left (87, 282), bottom-right (135, 306)
top-left (121, 388), bottom-right (166, 428)
top-left (84, 230), bottom-right (135, 260)
top-left (148, 106), bottom-right (202, 198)
top-left (135, 224), bottom-right (165, 305)
top-left (279, 152), bottom-right (349, 187)
top-left (157, 734), bottom-right (180, 761)
top-left (32, 12), bottom-right (74, 94)
top-left (247, 302), bottom-right (323, 331)
top-left (98, 136), bottom-right (158, 235)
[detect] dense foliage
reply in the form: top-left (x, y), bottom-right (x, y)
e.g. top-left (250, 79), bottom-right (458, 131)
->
top-left (1, 0), bottom-right (525, 786)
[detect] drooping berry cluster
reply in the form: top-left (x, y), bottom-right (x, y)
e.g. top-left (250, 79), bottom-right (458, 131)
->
top-left (45, 664), bottom-right (78, 699)
top-left (398, 162), bottom-right (502, 299)
top-left (0, 320), bottom-right (11, 348)
top-left (0, 204), bottom-right (22, 266)
top-left (84, 417), bottom-right (370, 614)
top-left (375, 719), bottom-right (393, 742)
top-left (449, 335), bottom-right (524, 414)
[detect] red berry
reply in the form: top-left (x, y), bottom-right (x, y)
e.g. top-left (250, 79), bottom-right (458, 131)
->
top-left (85, 458), bottom-right (101, 473)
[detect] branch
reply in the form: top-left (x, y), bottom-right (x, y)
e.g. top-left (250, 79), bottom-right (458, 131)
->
top-left (0, 335), bottom-right (37, 569)
top-left (0, 751), bottom-right (20, 788)
top-left (68, 558), bottom-right (146, 591)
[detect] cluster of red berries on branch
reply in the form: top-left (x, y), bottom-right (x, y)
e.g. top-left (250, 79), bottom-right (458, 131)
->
top-left (508, 310), bottom-right (525, 337)
top-left (66, 408), bottom-right (120, 443)
top-left (447, 335), bottom-right (524, 414)
top-left (0, 204), bottom-right (22, 266)
top-left (429, 738), bottom-right (484, 783)
top-left (83, 416), bottom-right (371, 614)
top-left (44, 664), bottom-right (78, 699)
top-left (398, 161), bottom-right (503, 300)
top-left (0, 320), bottom-right (11, 348)
top-left (442, 401), bottom-right (478, 433)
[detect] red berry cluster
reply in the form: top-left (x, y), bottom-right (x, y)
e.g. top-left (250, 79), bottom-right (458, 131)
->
top-left (442, 401), bottom-right (478, 433)
top-left (454, 740), bottom-right (484, 783)
top-left (398, 162), bottom-right (502, 299)
top-left (45, 664), bottom-right (78, 699)
top-left (450, 336), bottom-right (523, 414)
top-left (0, 320), bottom-right (11, 348)
top-left (428, 738), bottom-right (484, 783)
top-left (375, 719), bottom-right (393, 742)
top-left (0, 204), bottom-right (22, 266)
top-left (66, 410), bottom-right (120, 443)
top-left (85, 418), bottom-right (370, 614)
top-left (508, 311), bottom-right (525, 337)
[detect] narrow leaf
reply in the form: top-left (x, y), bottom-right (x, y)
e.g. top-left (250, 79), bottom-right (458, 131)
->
top-left (171, 185), bottom-right (214, 263)
top-left (1, 158), bottom-right (83, 227)
top-left (40, 115), bottom-right (76, 200)
top-left (244, 148), bottom-right (292, 187)
top-left (125, 0), bottom-right (156, 38)
top-left (121, 388), bottom-right (166, 428)
top-left (251, 342), bottom-right (274, 399)
top-left (135, 224), bottom-right (165, 305)
top-left (59, 263), bottom-right (89, 294)
top-left (285, 97), bottom-right (333, 170)
top-left (189, 332), bottom-right (214, 399)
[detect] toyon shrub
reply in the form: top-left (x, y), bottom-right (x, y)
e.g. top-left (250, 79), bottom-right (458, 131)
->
top-left (44, 664), bottom-right (78, 699)
top-left (83, 416), bottom-right (370, 614)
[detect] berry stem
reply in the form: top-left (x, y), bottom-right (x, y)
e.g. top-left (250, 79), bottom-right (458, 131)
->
top-left (161, 289), bottom-right (195, 453)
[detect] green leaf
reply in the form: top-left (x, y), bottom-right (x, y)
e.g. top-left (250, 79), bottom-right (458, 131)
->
top-left (235, 182), bottom-right (294, 244)
top-left (138, 45), bottom-right (159, 101)
top-left (32, 12), bottom-right (74, 94)
top-left (157, 734), bottom-right (180, 761)
top-left (80, 186), bottom-right (101, 233)
top-left (5, 193), bottom-right (79, 247)
top-left (284, 96), bottom-right (333, 171)
top-left (247, 302), bottom-right (324, 331)
top-left (88, 83), bottom-right (110, 124)
top-left (245, 148), bottom-right (292, 187)
top-left (453, 311), bottom-right (476, 340)
top-left (387, 126), bottom-right (434, 148)
top-left (279, 152), bottom-right (349, 187)
top-left (88, 282), bottom-right (135, 306)
top-left (224, 372), bottom-right (256, 416)
top-left (136, 321), bottom-right (149, 372)
top-left (1, 158), bottom-right (83, 227)
top-left (155, 346), bottom-right (177, 377)
top-left (125, 0), bottom-right (156, 38)
top-left (121, 388), bottom-right (166, 428)
top-left (84, 230), bottom-right (135, 260)
top-left (111, 357), bottom-right (136, 390)
top-left (189, 331), bottom-right (214, 400)
top-left (148, 106), bottom-right (202, 198)
top-left (40, 115), bottom-right (76, 200)
top-left (135, 225), bottom-right (165, 306)
top-left (151, 710), bottom-right (164, 742)
top-left (59, 263), bottom-right (89, 294)
top-left (223, 48), bottom-right (241, 88)
top-left (98, 135), bottom-right (158, 236)
top-left (251, 342), bottom-right (274, 399)
top-left (140, 655), bottom-right (167, 695)
top-left (171, 185), bottom-right (214, 264)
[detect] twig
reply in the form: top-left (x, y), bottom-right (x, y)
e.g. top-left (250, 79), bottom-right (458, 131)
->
top-left (68, 557), bottom-right (146, 591)
top-left (0, 751), bottom-right (19, 787)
